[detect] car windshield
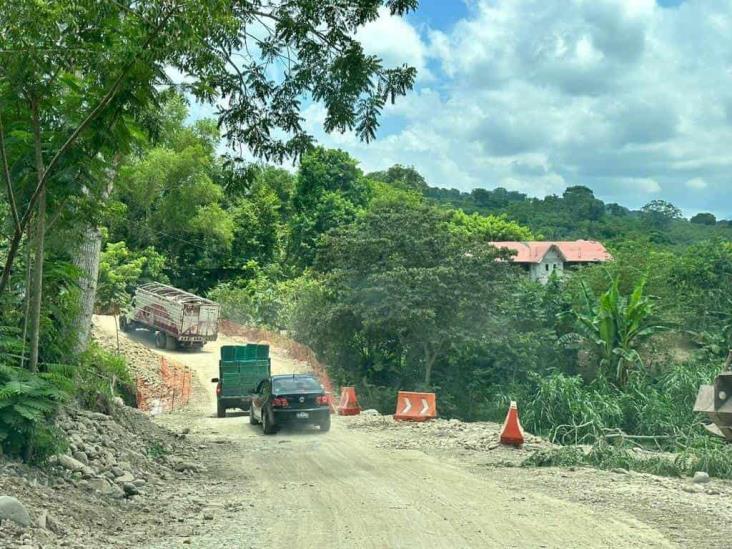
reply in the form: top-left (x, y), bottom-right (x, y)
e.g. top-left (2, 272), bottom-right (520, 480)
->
top-left (272, 377), bottom-right (321, 394)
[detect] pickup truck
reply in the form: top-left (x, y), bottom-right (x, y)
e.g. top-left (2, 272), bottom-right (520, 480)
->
top-left (211, 344), bottom-right (271, 418)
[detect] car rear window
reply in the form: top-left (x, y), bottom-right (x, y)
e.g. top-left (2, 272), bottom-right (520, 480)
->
top-left (273, 377), bottom-right (322, 393)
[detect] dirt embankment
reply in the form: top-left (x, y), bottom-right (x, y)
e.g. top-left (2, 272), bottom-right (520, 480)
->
top-left (91, 317), bottom-right (193, 414)
top-left (0, 403), bottom-right (207, 548)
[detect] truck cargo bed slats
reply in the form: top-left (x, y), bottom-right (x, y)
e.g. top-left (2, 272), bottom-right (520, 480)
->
top-left (137, 282), bottom-right (217, 306)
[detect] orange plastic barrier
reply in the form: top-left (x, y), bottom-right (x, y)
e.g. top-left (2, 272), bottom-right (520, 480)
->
top-left (337, 386), bottom-right (361, 416)
top-left (499, 401), bottom-right (525, 447)
top-left (393, 391), bottom-right (437, 422)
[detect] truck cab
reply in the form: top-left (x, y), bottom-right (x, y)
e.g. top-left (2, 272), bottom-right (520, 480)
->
top-left (211, 344), bottom-right (271, 418)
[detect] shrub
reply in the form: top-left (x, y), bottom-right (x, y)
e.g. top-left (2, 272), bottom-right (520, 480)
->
top-left (0, 363), bottom-right (70, 463)
top-left (77, 342), bottom-right (136, 412)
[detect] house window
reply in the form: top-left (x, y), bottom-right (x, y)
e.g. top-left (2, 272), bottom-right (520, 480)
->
top-left (545, 264), bottom-right (549, 272)
top-left (553, 264), bottom-right (557, 270)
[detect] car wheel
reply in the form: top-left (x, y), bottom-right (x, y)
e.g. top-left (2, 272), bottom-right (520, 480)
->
top-left (262, 410), bottom-right (276, 435)
top-left (319, 414), bottom-right (331, 433)
top-left (216, 402), bottom-right (226, 418)
top-left (119, 316), bottom-right (129, 332)
top-left (249, 403), bottom-right (259, 425)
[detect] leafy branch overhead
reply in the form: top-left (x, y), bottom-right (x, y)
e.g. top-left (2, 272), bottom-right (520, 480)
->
top-left (0, 0), bottom-right (419, 294)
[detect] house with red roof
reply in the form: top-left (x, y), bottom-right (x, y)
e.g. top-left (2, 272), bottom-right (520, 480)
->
top-left (489, 240), bottom-right (612, 283)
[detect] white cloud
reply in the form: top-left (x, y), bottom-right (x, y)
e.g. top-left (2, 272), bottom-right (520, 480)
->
top-left (356, 7), bottom-right (431, 81)
top-left (303, 0), bottom-right (732, 214)
top-left (686, 177), bottom-right (708, 190)
top-left (625, 178), bottom-right (662, 194)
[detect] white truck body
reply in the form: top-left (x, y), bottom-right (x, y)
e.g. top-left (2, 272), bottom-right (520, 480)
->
top-left (127, 283), bottom-right (220, 348)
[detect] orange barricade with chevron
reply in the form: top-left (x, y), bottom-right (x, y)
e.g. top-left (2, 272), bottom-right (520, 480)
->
top-left (393, 391), bottom-right (437, 422)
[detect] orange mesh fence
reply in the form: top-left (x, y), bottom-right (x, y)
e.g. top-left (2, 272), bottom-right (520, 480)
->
top-left (135, 355), bottom-right (192, 414)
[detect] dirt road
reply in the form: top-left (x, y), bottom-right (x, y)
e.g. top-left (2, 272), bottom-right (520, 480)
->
top-left (90, 316), bottom-right (689, 548)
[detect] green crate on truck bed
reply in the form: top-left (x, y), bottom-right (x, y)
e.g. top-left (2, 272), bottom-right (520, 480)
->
top-left (221, 344), bottom-right (269, 362)
top-left (217, 345), bottom-right (271, 402)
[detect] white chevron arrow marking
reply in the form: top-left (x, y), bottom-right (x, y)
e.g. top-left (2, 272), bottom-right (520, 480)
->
top-left (420, 398), bottom-right (429, 415)
top-left (401, 397), bottom-right (412, 415)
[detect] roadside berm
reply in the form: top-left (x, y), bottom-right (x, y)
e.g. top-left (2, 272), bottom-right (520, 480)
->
top-left (0, 401), bottom-right (208, 548)
top-left (91, 316), bottom-right (193, 414)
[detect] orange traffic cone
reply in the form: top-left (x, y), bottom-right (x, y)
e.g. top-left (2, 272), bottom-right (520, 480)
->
top-left (337, 387), bottom-right (361, 416)
top-left (499, 401), bottom-right (524, 447)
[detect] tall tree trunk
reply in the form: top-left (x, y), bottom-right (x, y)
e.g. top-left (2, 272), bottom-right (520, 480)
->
top-left (28, 187), bottom-right (46, 372)
top-left (28, 101), bottom-right (45, 372)
top-left (424, 346), bottom-right (436, 387)
top-left (71, 161), bottom-right (118, 354)
top-left (20, 241), bottom-right (32, 369)
top-left (72, 225), bottom-right (103, 354)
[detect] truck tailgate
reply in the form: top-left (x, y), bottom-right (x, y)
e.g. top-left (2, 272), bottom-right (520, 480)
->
top-left (220, 345), bottom-right (271, 398)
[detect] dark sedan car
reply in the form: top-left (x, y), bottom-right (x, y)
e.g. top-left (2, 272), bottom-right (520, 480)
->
top-left (249, 374), bottom-right (331, 434)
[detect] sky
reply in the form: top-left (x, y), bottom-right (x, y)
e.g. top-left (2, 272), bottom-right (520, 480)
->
top-left (297, 0), bottom-right (732, 217)
top-left (187, 0), bottom-right (732, 217)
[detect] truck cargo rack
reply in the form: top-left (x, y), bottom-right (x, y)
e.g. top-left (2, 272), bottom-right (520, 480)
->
top-left (137, 282), bottom-right (217, 306)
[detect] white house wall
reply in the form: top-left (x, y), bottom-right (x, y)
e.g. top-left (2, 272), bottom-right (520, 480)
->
top-left (529, 249), bottom-right (564, 283)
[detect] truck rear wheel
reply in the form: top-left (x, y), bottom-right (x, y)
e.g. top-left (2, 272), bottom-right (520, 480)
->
top-left (216, 402), bottom-right (226, 418)
top-left (165, 334), bottom-right (177, 351)
top-left (155, 331), bottom-right (166, 348)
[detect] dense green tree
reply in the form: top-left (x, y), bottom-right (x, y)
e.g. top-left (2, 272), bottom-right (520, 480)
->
top-left (641, 200), bottom-right (683, 230)
top-left (228, 182), bottom-right (282, 267)
top-left (691, 212), bottom-right (717, 225)
top-left (562, 186), bottom-right (605, 221)
top-left (447, 210), bottom-right (535, 241)
top-left (368, 164), bottom-right (428, 192)
top-left (288, 148), bottom-right (371, 268)
top-left (315, 200), bottom-right (513, 386)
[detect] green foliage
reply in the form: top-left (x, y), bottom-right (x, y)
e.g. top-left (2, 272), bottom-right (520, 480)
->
top-left (691, 212), bottom-right (716, 226)
top-left (76, 343), bottom-right (136, 412)
top-left (146, 441), bottom-right (171, 461)
top-left (311, 199), bottom-right (516, 387)
top-left (208, 265), bottom-right (323, 331)
top-left (288, 147), bottom-right (372, 268)
top-left (446, 210), bottom-right (535, 241)
top-left (426, 183), bottom-right (732, 245)
top-left (0, 326), bottom-right (71, 462)
top-left (520, 373), bottom-right (623, 445)
top-left (368, 164), bottom-right (428, 192)
top-left (641, 200), bottom-right (683, 229)
top-left (97, 242), bottom-right (166, 313)
top-left (524, 440), bottom-right (732, 480)
top-left (0, 324), bottom-right (136, 462)
top-left (562, 276), bottom-right (666, 386)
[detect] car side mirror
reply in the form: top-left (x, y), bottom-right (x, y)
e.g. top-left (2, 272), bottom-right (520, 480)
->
top-left (211, 377), bottom-right (219, 383)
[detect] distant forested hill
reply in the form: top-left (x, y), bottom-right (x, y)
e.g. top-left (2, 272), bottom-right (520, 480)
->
top-left (421, 182), bottom-right (731, 245)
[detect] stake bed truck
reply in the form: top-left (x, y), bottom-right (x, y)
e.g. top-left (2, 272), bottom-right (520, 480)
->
top-left (120, 283), bottom-right (220, 351)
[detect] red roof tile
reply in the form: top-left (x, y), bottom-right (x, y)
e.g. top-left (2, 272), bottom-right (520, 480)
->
top-left (490, 241), bottom-right (612, 264)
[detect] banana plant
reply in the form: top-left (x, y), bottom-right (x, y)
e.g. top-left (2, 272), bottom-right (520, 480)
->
top-left (561, 275), bottom-right (667, 386)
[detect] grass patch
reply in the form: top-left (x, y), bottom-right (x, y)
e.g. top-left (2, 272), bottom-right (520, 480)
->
top-left (146, 441), bottom-right (170, 460)
top-left (523, 440), bottom-right (732, 480)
